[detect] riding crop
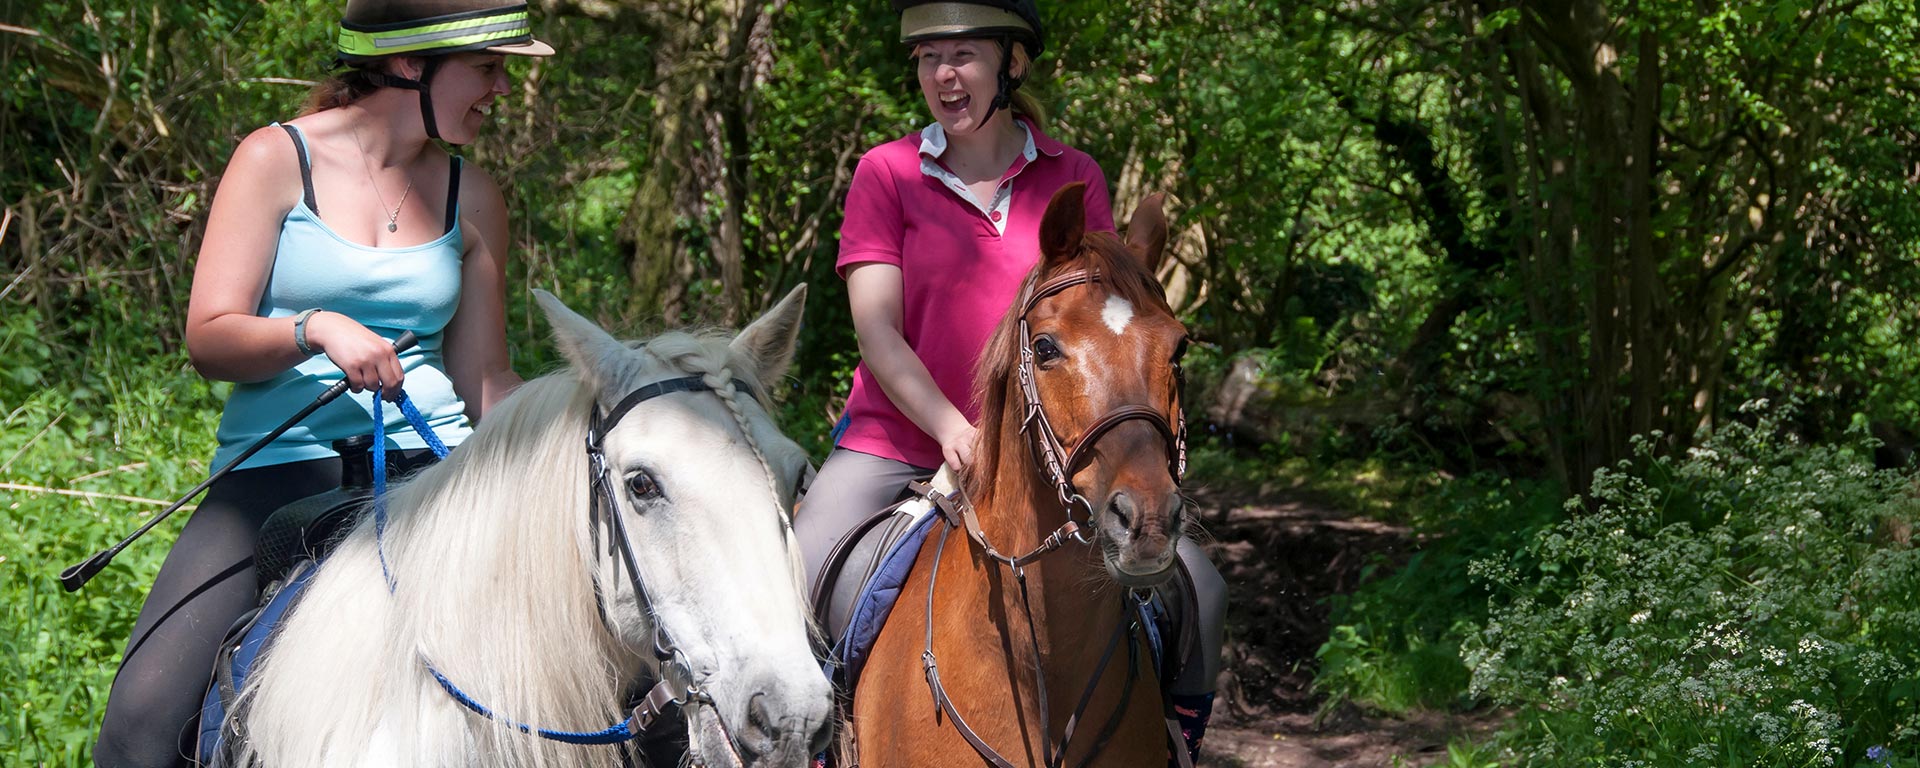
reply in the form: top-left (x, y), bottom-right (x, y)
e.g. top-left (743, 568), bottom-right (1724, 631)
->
top-left (58, 331), bottom-right (418, 592)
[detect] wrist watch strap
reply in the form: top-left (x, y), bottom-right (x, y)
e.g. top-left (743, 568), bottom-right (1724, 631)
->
top-left (293, 308), bottom-right (322, 356)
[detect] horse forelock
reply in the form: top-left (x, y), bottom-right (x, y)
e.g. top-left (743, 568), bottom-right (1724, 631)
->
top-left (968, 232), bottom-right (1172, 511)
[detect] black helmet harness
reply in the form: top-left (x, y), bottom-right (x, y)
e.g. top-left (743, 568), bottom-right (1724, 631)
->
top-left (358, 62), bottom-right (452, 142)
top-left (979, 34), bottom-right (1023, 127)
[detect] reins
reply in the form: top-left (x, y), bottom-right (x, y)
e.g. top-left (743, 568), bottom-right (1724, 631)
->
top-left (914, 481), bottom-right (1146, 768)
top-left (910, 267), bottom-right (1191, 768)
top-left (366, 376), bottom-right (757, 755)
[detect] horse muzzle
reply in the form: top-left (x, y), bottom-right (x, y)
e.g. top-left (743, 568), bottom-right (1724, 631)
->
top-left (688, 669), bottom-right (833, 768)
top-left (1092, 488), bottom-right (1184, 588)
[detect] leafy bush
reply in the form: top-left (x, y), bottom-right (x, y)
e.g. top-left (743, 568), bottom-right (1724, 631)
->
top-left (0, 349), bottom-right (221, 766)
top-left (1463, 403), bottom-right (1920, 766)
top-left (1314, 473), bottom-right (1563, 716)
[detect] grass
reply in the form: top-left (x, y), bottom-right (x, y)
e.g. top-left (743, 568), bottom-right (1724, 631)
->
top-left (1, 354), bottom-right (221, 766)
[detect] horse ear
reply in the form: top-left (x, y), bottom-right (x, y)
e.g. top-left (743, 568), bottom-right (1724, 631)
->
top-left (1125, 193), bottom-right (1170, 272)
top-left (1039, 182), bottom-right (1087, 267)
top-left (730, 283), bottom-right (807, 388)
top-left (534, 288), bottom-right (629, 392)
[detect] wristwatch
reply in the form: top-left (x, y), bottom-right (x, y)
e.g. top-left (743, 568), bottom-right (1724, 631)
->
top-left (293, 308), bottom-right (323, 356)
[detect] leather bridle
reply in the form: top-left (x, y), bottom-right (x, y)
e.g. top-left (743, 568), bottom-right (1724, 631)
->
top-left (1016, 268), bottom-right (1189, 521)
top-left (378, 375), bottom-right (763, 757)
top-left (579, 375), bottom-right (763, 761)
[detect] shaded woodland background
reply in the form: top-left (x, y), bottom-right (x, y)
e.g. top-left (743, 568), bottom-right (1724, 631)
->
top-left (5, 0), bottom-right (1920, 765)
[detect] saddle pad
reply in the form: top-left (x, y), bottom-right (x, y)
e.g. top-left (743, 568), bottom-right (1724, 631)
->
top-left (822, 479), bottom-right (1194, 693)
top-left (197, 561), bottom-right (318, 766)
top-left (826, 504), bottom-right (940, 690)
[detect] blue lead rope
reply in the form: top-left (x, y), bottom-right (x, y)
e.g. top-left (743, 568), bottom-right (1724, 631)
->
top-left (427, 667), bottom-right (648, 745)
top-left (371, 390), bottom-right (450, 591)
top-left (366, 388), bottom-right (651, 746)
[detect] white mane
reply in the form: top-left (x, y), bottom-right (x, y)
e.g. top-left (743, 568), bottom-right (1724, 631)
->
top-left (231, 294), bottom-right (826, 768)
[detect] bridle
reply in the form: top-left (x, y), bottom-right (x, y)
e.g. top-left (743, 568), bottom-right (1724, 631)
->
top-left (378, 376), bottom-right (767, 759)
top-left (580, 375), bottom-right (764, 756)
top-left (913, 267), bottom-right (1194, 768)
top-left (1016, 268), bottom-right (1189, 521)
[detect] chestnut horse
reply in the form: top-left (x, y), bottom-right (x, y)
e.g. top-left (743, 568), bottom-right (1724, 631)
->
top-left (849, 184), bottom-right (1190, 767)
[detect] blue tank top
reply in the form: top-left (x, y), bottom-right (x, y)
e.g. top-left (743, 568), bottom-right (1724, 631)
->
top-left (210, 123), bottom-right (474, 471)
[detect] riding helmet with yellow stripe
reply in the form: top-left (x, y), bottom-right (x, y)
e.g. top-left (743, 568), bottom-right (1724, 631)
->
top-left (336, 0), bottom-right (553, 141)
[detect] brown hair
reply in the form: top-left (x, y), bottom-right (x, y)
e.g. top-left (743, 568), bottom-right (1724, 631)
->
top-left (299, 67), bottom-right (384, 116)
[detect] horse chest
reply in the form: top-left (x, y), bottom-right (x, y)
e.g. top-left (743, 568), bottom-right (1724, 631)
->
top-left (851, 520), bottom-right (1164, 767)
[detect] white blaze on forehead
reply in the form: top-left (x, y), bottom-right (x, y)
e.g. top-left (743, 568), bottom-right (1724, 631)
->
top-left (1102, 294), bottom-right (1135, 335)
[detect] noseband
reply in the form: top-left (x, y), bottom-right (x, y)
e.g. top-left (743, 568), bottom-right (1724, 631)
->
top-left (1016, 268), bottom-right (1189, 521)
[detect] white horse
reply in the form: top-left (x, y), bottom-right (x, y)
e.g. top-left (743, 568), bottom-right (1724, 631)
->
top-left (223, 287), bottom-right (831, 767)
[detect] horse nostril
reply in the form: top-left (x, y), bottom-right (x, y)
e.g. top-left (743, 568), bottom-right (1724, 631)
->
top-left (1107, 494), bottom-right (1134, 531)
top-left (737, 692), bottom-right (777, 760)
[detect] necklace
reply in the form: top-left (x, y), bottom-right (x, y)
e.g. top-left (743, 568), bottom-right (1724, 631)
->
top-left (349, 126), bottom-right (414, 232)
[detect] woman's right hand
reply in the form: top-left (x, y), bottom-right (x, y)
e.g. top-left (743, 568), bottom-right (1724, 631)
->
top-left (306, 311), bottom-right (404, 398)
top-left (936, 420), bottom-right (978, 471)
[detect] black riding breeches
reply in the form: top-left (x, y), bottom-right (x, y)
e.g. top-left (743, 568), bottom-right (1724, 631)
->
top-left (92, 450), bottom-right (434, 768)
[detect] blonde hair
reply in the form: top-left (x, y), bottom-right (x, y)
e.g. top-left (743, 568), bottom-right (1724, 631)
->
top-left (1006, 42), bottom-right (1047, 128)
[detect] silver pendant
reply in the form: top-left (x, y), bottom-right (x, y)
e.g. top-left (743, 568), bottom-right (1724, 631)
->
top-left (387, 222), bottom-right (398, 232)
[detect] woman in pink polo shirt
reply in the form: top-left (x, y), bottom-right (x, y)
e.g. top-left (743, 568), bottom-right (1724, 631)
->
top-left (794, 1), bottom-right (1226, 761)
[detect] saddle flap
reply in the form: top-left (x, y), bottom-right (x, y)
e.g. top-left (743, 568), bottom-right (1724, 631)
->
top-left (815, 467), bottom-right (957, 687)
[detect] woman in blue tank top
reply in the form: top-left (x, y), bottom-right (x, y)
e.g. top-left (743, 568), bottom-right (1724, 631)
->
top-left (93, 2), bottom-right (554, 765)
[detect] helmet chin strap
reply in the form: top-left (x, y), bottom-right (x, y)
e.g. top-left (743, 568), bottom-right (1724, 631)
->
top-left (976, 35), bottom-right (1025, 128)
top-left (362, 57), bottom-right (455, 144)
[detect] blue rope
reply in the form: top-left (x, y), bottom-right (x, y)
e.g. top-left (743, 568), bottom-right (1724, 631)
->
top-left (364, 387), bottom-right (650, 746)
top-left (371, 390), bottom-right (452, 591)
top-left (426, 665), bottom-right (642, 744)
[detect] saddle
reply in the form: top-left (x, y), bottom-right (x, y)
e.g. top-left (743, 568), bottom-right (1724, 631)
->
top-left (810, 468), bottom-right (951, 687)
top-left (809, 468), bottom-right (1201, 693)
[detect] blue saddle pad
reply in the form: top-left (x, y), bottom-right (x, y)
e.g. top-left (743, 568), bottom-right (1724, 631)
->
top-left (197, 562), bottom-right (318, 765)
top-left (825, 508), bottom-right (940, 690)
top-left (822, 509), bottom-right (1175, 692)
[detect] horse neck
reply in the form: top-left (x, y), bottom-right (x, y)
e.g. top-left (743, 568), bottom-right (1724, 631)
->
top-left (974, 459), bottom-right (1131, 710)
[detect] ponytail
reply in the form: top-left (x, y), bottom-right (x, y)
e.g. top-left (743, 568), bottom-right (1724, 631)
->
top-left (299, 68), bottom-right (382, 116)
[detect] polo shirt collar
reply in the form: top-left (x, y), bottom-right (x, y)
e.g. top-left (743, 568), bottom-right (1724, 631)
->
top-left (917, 117), bottom-right (1063, 162)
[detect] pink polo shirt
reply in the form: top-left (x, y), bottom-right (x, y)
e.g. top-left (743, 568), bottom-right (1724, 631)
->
top-left (835, 118), bottom-right (1115, 468)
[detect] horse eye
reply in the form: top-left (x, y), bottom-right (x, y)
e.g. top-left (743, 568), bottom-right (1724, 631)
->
top-left (626, 471), bottom-right (662, 501)
top-left (1172, 336), bottom-right (1190, 363)
top-left (1033, 335), bottom-right (1064, 365)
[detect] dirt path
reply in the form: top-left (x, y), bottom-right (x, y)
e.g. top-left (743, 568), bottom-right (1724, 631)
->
top-left (1187, 491), bottom-right (1502, 767)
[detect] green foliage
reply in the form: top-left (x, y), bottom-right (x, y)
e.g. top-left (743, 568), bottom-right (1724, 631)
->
top-left (1314, 474), bottom-right (1564, 715)
top-left (1462, 403), bottom-right (1920, 765)
top-left (0, 349), bottom-right (220, 765)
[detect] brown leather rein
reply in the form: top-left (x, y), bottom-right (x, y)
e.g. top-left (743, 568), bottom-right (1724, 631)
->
top-left (911, 268), bottom-right (1193, 768)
